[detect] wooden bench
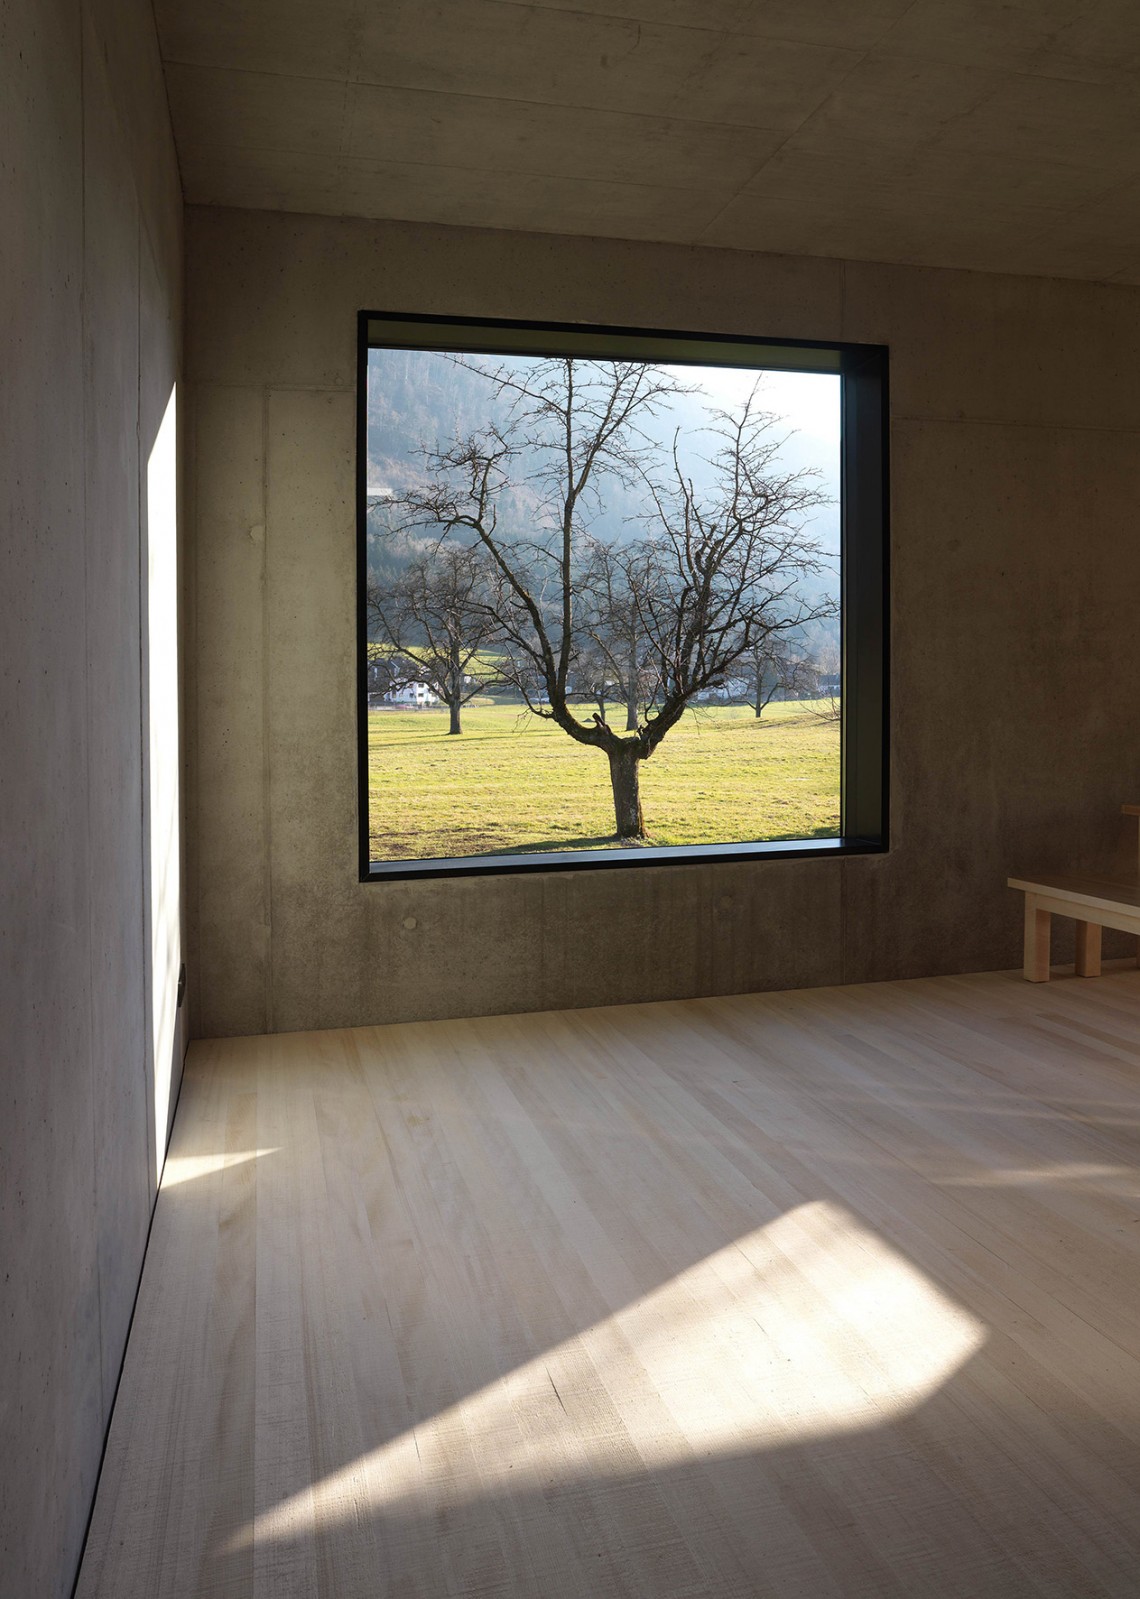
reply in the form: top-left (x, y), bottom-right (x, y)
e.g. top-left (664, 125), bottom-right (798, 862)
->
top-left (1008, 806), bottom-right (1140, 982)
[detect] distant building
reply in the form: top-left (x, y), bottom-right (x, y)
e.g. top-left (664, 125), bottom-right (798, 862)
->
top-left (385, 682), bottom-right (439, 707)
top-left (695, 678), bottom-right (749, 702)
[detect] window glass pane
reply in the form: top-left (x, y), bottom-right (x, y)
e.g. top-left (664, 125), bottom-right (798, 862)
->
top-left (364, 336), bottom-right (843, 868)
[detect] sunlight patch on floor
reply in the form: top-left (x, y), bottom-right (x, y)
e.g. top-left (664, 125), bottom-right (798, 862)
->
top-left (938, 1160), bottom-right (1137, 1192)
top-left (162, 1148), bottom-right (280, 1187)
top-left (226, 1200), bottom-right (986, 1552)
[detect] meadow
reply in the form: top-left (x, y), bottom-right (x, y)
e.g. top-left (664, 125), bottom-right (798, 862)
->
top-left (368, 699), bottom-right (840, 860)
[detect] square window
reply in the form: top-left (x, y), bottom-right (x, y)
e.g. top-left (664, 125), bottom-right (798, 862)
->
top-left (357, 314), bottom-right (888, 880)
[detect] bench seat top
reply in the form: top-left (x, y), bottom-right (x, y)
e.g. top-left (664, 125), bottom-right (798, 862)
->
top-left (1008, 870), bottom-right (1140, 915)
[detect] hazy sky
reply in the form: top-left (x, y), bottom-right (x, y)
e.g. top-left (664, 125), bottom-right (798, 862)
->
top-left (665, 363), bottom-right (841, 455)
top-left (368, 349), bottom-right (841, 501)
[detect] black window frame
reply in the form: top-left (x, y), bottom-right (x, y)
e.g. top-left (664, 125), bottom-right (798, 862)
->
top-left (356, 310), bottom-right (888, 883)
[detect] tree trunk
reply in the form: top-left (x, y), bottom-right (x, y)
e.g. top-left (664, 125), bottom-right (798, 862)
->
top-left (625, 690), bottom-right (639, 732)
top-left (608, 746), bottom-right (645, 839)
top-left (447, 644), bottom-right (463, 734)
top-left (754, 666), bottom-right (764, 718)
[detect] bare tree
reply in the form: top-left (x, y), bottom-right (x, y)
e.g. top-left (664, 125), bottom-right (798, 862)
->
top-left (366, 544), bottom-right (501, 734)
top-left (743, 638), bottom-right (815, 718)
top-left (366, 643), bottom-right (402, 702)
top-left (383, 359), bottom-right (835, 841)
top-left (566, 638), bottom-right (622, 724)
top-left (583, 396), bottom-right (838, 834)
top-left (577, 536), bottom-right (658, 730)
top-left (806, 644), bottom-right (841, 723)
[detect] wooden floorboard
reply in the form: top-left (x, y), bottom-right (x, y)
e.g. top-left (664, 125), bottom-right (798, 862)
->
top-left (76, 970), bottom-right (1140, 1598)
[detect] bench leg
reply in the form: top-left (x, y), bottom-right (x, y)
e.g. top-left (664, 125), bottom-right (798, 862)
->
top-left (1075, 920), bottom-right (1102, 978)
top-left (1024, 896), bottom-right (1051, 982)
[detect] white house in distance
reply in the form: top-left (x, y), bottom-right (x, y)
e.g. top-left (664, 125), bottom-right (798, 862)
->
top-left (385, 682), bottom-right (439, 708)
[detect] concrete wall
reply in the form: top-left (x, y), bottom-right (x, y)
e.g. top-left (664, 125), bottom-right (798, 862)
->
top-left (0, 0), bottom-right (183, 1593)
top-left (185, 206), bottom-right (1140, 1039)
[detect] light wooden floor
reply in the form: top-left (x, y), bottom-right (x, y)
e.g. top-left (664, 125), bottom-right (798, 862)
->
top-left (77, 969), bottom-right (1140, 1598)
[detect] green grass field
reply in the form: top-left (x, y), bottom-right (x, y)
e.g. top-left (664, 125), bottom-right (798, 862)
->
top-left (368, 699), bottom-right (839, 860)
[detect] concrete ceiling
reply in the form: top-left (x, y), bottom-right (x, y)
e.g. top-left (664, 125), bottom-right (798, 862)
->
top-left (156, 0), bottom-right (1140, 282)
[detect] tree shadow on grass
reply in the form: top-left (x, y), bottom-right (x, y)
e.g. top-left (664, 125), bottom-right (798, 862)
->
top-left (370, 826), bottom-right (843, 861)
top-left (368, 732), bottom-right (537, 751)
top-left (368, 835), bottom-right (621, 862)
top-left (761, 823), bottom-right (842, 841)
top-left (478, 835), bottom-right (625, 856)
top-left (488, 826), bottom-right (843, 854)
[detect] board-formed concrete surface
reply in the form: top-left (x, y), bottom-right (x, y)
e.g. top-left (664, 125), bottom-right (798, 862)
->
top-left (0, 1), bottom-right (184, 1594)
top-left (156, 0), bottom-right (1140, 284)
top-left (184, 204), bottom-right (1140, 1040)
